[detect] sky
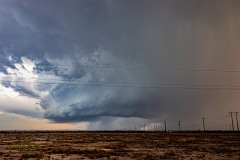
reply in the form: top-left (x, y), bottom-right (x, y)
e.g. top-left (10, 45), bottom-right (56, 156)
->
top-left (0, 0), bottom-right (240, 130)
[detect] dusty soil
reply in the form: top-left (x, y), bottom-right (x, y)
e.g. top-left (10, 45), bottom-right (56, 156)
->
top-left (0, 131), bottom-right (239, 159)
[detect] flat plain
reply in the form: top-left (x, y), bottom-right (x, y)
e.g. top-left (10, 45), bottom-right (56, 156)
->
top-left (0, 131), bottom-right (239, 159)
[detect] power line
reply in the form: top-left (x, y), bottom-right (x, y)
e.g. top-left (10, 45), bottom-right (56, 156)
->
top-left (2, 61), bottom-right (240, 73)
top-left (178, 120), bottom-right (181, 131)
top-left (3, 79), bottom-right (240, 91)
top-left (229, 112), bottom-right (240, 132)
top-left (202, 117), bottom-right (206, 131)
top-left (164, 120), bottom-right (167, 132)
top-left (235, 112), bottom-right (239, 132)
top-left (230, 112), bottom-right (235, 131)
top-left (3, 76), bottom-right (240, 89)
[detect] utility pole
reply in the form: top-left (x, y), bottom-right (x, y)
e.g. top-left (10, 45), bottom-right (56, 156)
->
top-left (202, 117), bottom-right (205, 131)
top-left (164, 120), bottom-right (167, 132)
top-left (230, 112), bottom-right (235, 131)
top-left (178, 120), bottom-right (181, 131)
top-left (193, 124), bottom-right (194, 131)
top-left (236, 112), bottom-right (239, 132)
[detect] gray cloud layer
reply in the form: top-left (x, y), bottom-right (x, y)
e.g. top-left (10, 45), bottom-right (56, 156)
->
top-left (0, 0), bottom-right (240, 129)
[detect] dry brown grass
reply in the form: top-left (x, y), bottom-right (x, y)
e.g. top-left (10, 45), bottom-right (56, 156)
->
top-left (0, 131), bottom-right (239, 159)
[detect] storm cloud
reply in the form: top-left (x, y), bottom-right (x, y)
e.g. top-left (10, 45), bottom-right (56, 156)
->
top-left (0, 0), bottom-right (240, 130)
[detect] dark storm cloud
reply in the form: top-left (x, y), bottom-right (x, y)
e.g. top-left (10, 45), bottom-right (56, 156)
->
top-left (11, 84), bottom-right (40, 98)
top-left (44, 90), bottom-right (162, 122)
top-left (0, 46), bottom-right (19, 74)
top-left (0, 0), bottom-right (72, 60)
top-left (1, 0), bottom-right (240, 129)
top-left (6, 109), bottom-right (41, 118)
top-left (1, 79), bottom-right (41, 98)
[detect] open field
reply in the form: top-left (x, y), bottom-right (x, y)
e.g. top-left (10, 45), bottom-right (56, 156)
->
top-left (0, 131), bottom-right (239, 159)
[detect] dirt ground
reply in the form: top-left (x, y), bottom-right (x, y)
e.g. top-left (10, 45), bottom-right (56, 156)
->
top-left (0, 131), bottom-right (239, 159)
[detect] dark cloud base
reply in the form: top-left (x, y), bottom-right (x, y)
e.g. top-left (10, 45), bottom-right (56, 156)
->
top-left (0, 0), bottom-right (240, 129)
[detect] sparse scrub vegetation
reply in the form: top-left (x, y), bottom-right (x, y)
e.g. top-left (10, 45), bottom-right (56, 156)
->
top-left (0, 131), bottom-right (240, 159)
